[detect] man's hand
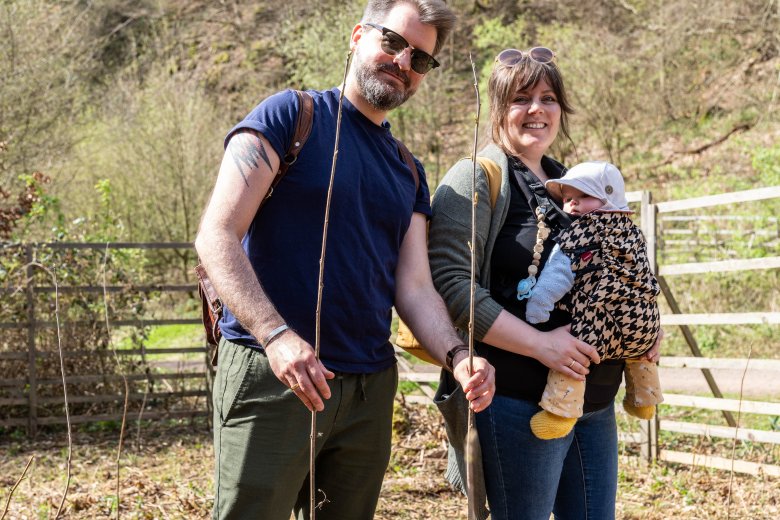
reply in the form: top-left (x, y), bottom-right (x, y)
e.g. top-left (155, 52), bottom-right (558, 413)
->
top-left (451, 351), bottom-right (495, 413)
top-left (265, 332), bottom-right (335, 412)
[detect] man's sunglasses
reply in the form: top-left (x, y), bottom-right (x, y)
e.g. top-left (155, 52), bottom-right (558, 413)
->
top-left (496, 47), bottom-right (556, 66)
top-left (363, 22), bottom-right (440, 75)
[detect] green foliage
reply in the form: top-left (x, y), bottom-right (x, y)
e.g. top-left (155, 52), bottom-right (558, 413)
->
top-left (67, 64), bottom-right (226, 244)
top-left (12, 172), bottom-right (66, 241)
top-left (277, 1), bottom-right (364, 90)
top-left (752, 144), bottom-right (780, 186)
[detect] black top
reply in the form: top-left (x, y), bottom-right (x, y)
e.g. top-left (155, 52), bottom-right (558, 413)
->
top-left (479, 155), bottom-right (624, 412)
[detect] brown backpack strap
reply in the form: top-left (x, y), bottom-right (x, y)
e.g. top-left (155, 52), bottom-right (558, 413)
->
top-left (261, 90), bottom-right (315, 207)
top-left (394, 138), bottom-right (420, 194)
top-left (195, 263), bottom-right (222, 365)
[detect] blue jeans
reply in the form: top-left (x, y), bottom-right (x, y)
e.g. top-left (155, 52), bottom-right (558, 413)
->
top-left (475, 395), bottom-right (618, 520)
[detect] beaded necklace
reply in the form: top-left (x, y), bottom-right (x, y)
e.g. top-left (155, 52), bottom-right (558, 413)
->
top-left (516, 205), bottom-right (550, 300)
top-left (506, 155), bottom-right (569, 301)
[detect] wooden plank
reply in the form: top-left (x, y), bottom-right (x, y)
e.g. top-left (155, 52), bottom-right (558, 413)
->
top-left (662, 215), bottom-right (778, 222)
top-left (399, 372), bottom-right (439, 383)
top-left (0, 417), bottom-right (28, 427)
top-left (30, 347), bottom-right (206, 359)
top-left (39, 284), bottom-right (194, 294)
top-left (661, 229), bottom-right (777, 237)
top-left (37, 242), bottom-right (194, 250)
top-left (626, 190), bottom-right (643, 203)
top-left (661, 357), bottom-right (780, 371)
top-left (660, 420), bottom-right (780, 444)
top-left (0, 352), bottom-right (28, 360)
top-left (0, 372), bottom-right (206, 387)
top-left (0, 284), bottom-right (195, 295)
top-left (660, 256), bottom-right (780, 276)
top-left (0, 397), bottom-right (28, 406)
top-left (36, 390), bottom-right (207, 405)
top-left (401, 395), bottom-right (432, 405)
top-left (655, 186), bottom-right (780, 213)
top-left (37, 372), bottom-right (206, 385)
top-left (618, 431), bottom-right (643, 444)
top-left (662, 393), bottom-right (780, 415)
top-left (660, 449), bottom-right (780, 477)
top-left (22, 318), bottom-right (202, 329)
top-left (660, 312), bottom-right (780, 325)
top-left (35, 409), bottom-right (209, 426)
top-left (0, 378), bottom-right (28, 387)
top-left (396, 359), bottom-right (436, 399)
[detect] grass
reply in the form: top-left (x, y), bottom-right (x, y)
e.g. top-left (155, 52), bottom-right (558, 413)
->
top-left (115, 324), bottom-right (204, 362)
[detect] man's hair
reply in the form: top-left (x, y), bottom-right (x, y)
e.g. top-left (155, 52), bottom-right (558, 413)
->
top-left (362, 0), bottom-right (456, 56)
top-left (488, 55), bottom-right (575, 155)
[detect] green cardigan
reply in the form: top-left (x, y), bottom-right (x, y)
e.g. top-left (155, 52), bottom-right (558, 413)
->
top-left (428, 143), bottom-right (512, 341)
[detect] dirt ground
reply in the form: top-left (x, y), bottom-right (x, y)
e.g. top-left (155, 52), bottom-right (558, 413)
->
top-left (0, 401), bottom-right (778, 519)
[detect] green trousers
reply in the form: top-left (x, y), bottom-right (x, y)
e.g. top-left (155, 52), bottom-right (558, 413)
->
top-left (212, 339), bottom-right (398, 520)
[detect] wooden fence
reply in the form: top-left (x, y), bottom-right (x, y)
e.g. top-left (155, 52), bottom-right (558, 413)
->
top-left (636, 186), bottom-right (780, 476)
top-left (2, 187), bottom-right (779, 479)
top-left (0, 242), bottom-right (209, 435)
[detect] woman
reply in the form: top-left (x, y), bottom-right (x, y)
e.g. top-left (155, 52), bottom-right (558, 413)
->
top-left (428, 47), bottom-right (660, 519)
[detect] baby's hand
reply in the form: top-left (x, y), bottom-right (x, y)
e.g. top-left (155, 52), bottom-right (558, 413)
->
top-left (526, 300), bottom-right (549, 324)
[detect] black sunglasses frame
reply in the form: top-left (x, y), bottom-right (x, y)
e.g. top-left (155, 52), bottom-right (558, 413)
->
top-left (363, 22), bottom-right (440, 74)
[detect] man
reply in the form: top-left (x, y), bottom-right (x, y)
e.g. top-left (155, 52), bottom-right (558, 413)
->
top-left (195, 1), bottom-right (495, 519)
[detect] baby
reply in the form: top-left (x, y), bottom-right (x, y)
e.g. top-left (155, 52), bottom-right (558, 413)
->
top-left (526, 161), bottom-right (663, 440)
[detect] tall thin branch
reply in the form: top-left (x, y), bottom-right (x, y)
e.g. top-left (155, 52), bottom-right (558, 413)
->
top-left (465, 52), bottom-right (481, 520)
top-left (101, 245), bottom-right (130, 520)
top-left (310, 50), bottom-right (353, 520)
top-left (27, 262), bottom-right (71, 519)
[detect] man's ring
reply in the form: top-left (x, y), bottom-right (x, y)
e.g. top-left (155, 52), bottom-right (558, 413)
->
top-left (567, 360), bottom-right (575, 369)
top-left (291, 383), bottom-right (300, 391)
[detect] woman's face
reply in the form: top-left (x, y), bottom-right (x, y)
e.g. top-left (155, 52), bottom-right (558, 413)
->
top-left (503, 79), bottom-right (561, 158)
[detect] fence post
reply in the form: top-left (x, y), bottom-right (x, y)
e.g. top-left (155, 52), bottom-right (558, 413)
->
top-left (25, 244), bottom-right (38, 437)
top-left (639, 191), bottom-right (659, 461)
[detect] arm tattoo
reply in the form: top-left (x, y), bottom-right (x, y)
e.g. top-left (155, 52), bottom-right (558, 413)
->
top-left (227, 131), bottom-right (274, 186)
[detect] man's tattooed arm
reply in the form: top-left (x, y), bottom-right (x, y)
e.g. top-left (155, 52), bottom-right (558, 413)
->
top-left (226, 130), bottom-right (274, 186)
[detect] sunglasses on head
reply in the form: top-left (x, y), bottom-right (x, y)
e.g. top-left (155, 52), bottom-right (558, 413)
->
top-left (363, 22), bottom-right (440, 75)
top-left (496, 47), bottom-right (556, 66)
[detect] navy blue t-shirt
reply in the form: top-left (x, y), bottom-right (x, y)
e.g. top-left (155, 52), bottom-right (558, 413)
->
top-left (219, 88), bottom-right (431, 373)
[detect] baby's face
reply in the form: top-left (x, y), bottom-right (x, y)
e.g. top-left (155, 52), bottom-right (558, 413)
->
top-left (561, 185), bottom-right (604, 215)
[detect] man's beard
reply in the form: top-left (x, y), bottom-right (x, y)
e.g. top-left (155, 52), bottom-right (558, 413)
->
top-left (353, 52), bottom-right (415, 111)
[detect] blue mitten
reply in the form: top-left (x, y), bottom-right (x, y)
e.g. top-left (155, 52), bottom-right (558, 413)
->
top-left (525, 244), bottom-right (575, 324)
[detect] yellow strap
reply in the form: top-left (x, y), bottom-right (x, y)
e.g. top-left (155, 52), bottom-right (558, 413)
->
top-left (396, 156), bottom-right (503, 366)
top-left (476, 156), bottom-right (502, 209)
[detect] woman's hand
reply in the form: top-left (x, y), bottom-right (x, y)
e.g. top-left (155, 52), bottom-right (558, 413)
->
top-left (644, 328), bottom-right (664, 363)
top-left (452, 353), bottom-right (496, 413)
top-left (537, 325), bottom-right (600, 381)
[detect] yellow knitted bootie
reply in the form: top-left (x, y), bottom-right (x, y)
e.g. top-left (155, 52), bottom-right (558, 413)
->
top-left (623, 400), bottom-right (656, 420)
top-left (530, 411), bottom-right (577, 440)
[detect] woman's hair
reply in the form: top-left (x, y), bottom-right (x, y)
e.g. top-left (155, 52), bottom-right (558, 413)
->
top-left (488, 53), bottom-right (575, 155)
top-left (362, 0), bottom-right (456, 55)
